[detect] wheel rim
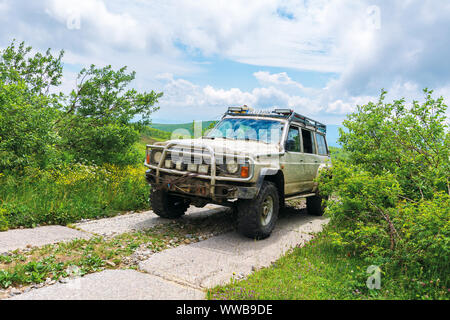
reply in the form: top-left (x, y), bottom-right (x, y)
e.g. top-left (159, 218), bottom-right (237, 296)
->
top-left (261, 195), bottom-right (274, 226)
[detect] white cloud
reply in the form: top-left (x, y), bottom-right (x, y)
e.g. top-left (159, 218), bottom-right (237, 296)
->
top-left (254, 71), bottom-right (305, 89)
top-left (154, 70), bottom-right (450, 124)
top-left (1, 0), bottom-right (449, 124)
top-left (0, 1), bottom-right (8, 13)
top-left (46, 0), bottom-right (145, 49)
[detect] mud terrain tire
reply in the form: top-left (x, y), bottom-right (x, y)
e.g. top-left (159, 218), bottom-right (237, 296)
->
top-left (150, 188), bottom-right (190, 219)
top-left (306, 195), bottom-right (326, 216)
top-left (237, 181), bottom-right (279, 239)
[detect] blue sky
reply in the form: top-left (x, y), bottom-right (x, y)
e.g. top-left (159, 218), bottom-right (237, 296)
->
top-left (1, 0), bottom-right (449, 125)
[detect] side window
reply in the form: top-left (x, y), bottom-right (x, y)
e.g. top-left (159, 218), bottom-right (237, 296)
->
top-left (286, 127), bottom-right (301, 152)
top-left (301, 129), bottom-right (316, 154)
top-left (315, 133), bottom-right (328, 155)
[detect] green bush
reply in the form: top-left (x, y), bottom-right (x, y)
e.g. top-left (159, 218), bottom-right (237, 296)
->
top-left (339, 89), bottom-right (449, 200)
top-left (319, 162), bottom-right (401, 259)
top-left (0, 208), bottom-right (8, 231)
top-left (0, 81), bottom-right (60, 171)
top-left (395, 194), bottom-right (449, 285)
top-left (59, 118), bottom-right (142, 165)
top-left (319, 89), bottom-right (450, 299)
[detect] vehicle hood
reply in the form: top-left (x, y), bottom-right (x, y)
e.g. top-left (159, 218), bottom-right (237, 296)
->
top-left (155, 138), bottom-right (282, 156)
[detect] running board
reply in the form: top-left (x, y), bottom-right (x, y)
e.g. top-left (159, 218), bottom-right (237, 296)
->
top-left (285, 193), bottom-right (316, 201)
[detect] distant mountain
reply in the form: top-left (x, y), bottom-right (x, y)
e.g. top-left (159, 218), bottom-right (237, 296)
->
top-left (150, 121), bottom-right (217, 136)
top-left (150, 121), bottom-right (344, 147)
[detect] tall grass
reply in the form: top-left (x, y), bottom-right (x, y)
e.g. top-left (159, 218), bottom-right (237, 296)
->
top-left (0, 164), bottom-right (149, 230)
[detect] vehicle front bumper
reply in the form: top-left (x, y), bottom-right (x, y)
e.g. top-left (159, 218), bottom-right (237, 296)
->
top-left (145, 169), bottom-right (258, 200)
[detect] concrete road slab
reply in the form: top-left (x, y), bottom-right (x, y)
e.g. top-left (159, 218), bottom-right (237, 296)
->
top-left (139, 213), bottom-right (329, 288)
top-left (0, 226), bottom-right (91, 254)
top-left (75, 205), bottom-right (229, 236)
top-left (9, 270), bottom-right (203, 300)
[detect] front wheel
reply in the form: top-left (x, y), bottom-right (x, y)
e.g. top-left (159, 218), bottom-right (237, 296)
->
top-left (237, 181), bottom-right (279, 239)
top-left (150, 188), bottom-right (190, 219)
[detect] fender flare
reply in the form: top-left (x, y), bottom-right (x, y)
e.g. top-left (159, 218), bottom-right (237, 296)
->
top-left (255, 168), bottom-right (280, 195)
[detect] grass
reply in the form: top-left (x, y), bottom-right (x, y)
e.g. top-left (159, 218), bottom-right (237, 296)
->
top-left (0, 163), bottom-right (149, 230)
top-left (0, 126), bottom-right (180, 231)
top-left (207, 229), bottom-right (449, 300)
top-left (0, 211), bottom-right (234, 289)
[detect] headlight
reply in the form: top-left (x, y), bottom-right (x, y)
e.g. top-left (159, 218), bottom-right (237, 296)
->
top-left (226, 161), bottom-right (239, 174)
top-left (152, 151), bottom-right (162, 164)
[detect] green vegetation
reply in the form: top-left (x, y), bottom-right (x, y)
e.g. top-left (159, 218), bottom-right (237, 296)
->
top-left (0, 164), bottom-right (148, 229)
top-left (0, 38), bottom-right (448, 300)
top-left (210, 89), bottom-right (449, 300)
top-left (328, 146), bottom-right (349, 161)
top-left (150, 121), bottom-right (217, 136)
top-left (318, 89), bottom-right (449, 299)
top-left (208, 229), bottom-right (439, 300)
top-left (0, 40), bottom-right (162, 230)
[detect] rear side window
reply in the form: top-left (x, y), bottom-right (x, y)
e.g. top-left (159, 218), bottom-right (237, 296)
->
top-left (301, 129), bottom-right (316, 154)
top-left (286, 127), bottom-right (301, 152)
top-left (315, 133), bottom-right (328, 155)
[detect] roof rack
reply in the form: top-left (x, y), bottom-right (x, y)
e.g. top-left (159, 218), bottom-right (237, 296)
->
top-left (224, 106), bottom-right (327, 133)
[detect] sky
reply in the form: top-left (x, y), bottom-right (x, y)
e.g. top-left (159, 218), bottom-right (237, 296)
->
top-left (1, 0), bottom-right (450, 124)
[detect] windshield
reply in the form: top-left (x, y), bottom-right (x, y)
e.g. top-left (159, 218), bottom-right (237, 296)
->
top-left (206, 118), bottom-right (285, 144)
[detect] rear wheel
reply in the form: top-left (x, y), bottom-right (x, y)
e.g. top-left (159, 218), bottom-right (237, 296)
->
top-left (237, 181), bottom-right (279, 239)
top-left (150, 188), bottom-right (190, 219)
top-left (306, 194), bottom-right (326, 216)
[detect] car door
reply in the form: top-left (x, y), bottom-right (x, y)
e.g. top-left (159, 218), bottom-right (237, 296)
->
top-left (280, 126), bottom-right (311, 195)
top-left (300, 128), bottom-right (321, 190)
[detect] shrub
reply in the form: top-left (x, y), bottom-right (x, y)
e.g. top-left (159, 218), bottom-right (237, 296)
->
top-left (0, 208), bottom-right (8, 231)
top-left (395, 194), bottom-right (449, 285)
top-left (319, 89), bottom-right (450, 298)
top-left (0, 81), bottom-right (60, 171)
top-left (339, 89), bottom-right (449, 200)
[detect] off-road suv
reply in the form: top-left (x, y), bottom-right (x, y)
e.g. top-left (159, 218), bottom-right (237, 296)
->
top-left (145, 106), bottom-right (331, 239)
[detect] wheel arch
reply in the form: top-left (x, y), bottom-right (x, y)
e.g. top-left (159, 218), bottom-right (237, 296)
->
top-left (256, 168), bottom-right (285, 204)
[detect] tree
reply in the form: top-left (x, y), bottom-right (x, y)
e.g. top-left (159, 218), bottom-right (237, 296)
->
top-left (0, 40), bottom-right (64, 95)
top-left (0, 39), bottom-right (163, 168)
top-left (0, 41), bottom-right (63, 171)
top-left (0, 81), bottom-right (59, 171)
top-left (57, 65), bottom-right (163, 164)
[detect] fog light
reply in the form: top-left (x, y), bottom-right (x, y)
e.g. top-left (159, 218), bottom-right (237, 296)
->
top-left (165, 160), bottom-right (173, 169)
top-left (198, 164), bottom-right (210, 175)
top-left (187, 164), bottom-right (198, 172)
top-left (176, 162), bottom-right (183, 170)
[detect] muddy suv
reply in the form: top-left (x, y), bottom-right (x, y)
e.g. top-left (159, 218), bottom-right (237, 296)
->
top-left (145, 106), bottom-right (331, 239)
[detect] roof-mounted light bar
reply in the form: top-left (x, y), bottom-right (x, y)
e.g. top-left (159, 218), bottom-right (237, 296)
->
top-left (227, 105), bottom-right (253, 114)
top-left (273, 109), bottom-right (293, 115)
